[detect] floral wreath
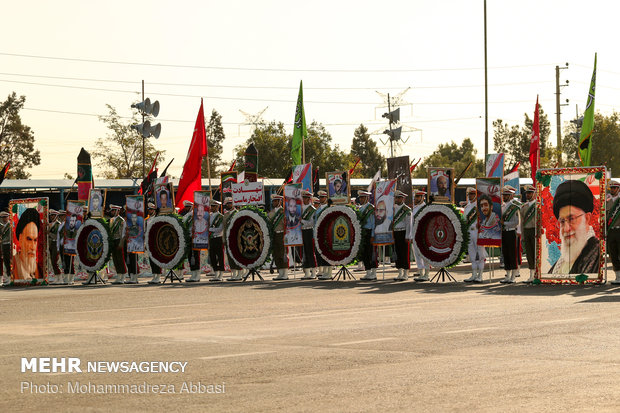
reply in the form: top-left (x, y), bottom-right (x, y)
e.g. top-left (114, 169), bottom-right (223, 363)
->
top-left (314, 205), bottom-right (362, 266)
top-left (412, 203), bottom-right (469, 268)
top-left (145, 214), bottom-right (190, 270)
top-left (225, 205), bottom-right (273, 269)
top-left (75, 218), bottom-right (112, 273)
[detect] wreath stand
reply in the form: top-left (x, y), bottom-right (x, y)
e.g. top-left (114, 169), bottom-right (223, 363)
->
top-left (83, 270), bottom-right (106, 285)
top-left (163, 269), bottom-right (183, 283)
top-left (332, 264), bottom-right (356, 281)
top-left (242, 268), bottom-right (264, 282)
top-left (430, 267), bottom-right (457, 283)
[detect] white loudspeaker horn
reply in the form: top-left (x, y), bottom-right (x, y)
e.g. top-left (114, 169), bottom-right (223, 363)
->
top-left (150, 100), bottom-right (160, 117)
top-left (148, 122), bottom-right (161, 139)
top-left (132, 98), bottom-right (152, 113)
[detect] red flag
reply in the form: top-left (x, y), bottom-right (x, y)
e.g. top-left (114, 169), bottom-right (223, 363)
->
top-left (175, 99), bottom-right (207, 208)
top-left (529, 96), bottom-right (540, 183)
top-left (509, 161), bottom-right (520, 174)
top-left (0, 162), bottom-right (10, 186)
top-left (348, 158), bottom-right (361, 176)
top-left (228, 159), bottom-right (236, 172)
top-left (139, 152), bottom-right (159, 194)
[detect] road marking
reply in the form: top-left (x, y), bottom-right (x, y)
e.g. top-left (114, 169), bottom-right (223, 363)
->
top-left (443, 327), bottom-right (498, 334)
top-left (64, 303), bottom-right (208, 314)
top-left (199, 351), bottom-right (275, 360)
top-left (533, 318), bottom-right (590, 324)
top-left (330, 337), bottom-right (396, 346)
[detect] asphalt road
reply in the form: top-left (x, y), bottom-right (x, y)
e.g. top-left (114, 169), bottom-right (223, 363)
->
top-left (2, 267), bottom-right (620, 412)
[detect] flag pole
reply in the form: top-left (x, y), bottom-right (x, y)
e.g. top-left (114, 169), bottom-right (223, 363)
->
top-left (204, 103), bottom-right (212, 199)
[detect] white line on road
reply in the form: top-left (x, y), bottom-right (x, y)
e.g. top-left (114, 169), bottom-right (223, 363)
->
top-left (199, 351), bottom-right (275, 360)
top-left (330, 338), bottom-right (396, 346)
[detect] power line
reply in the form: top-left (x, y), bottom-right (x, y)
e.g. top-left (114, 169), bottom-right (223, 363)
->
top-left (0, 71), bottom-right (552, 90)
top-left (0, 51), bottom-right (554, 73)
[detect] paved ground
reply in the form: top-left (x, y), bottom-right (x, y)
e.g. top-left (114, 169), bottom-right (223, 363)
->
top-left (1, 266), bottom-right (620, 412)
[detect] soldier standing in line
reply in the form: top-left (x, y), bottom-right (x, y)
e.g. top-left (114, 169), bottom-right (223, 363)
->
top-left (47, 210), bottom-right (63, 283)
top-left (520, 185), bottom-right (537, 283)
top-left (208, 200), bottom-right (224, 282)
top-left (606, 181), bottom-right (620, 284)
top-left (0, 211), bottom-right (11, 285)
top-left (393, 190), bottom-right (412, 281)
top-left (109, 205), bottom-right (128, 284)
top-left (300, 190), bottom-right (317, 279)
top-left (358, 190), bottom-right (378, 281)
top-left (269, 195), bottom-right (289, 280)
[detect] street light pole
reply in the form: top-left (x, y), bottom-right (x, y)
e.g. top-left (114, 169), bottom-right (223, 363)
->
top-left (484, 0), bottom-right (488, 158)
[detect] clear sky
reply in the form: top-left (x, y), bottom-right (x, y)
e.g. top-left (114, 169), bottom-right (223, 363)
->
top-left (1, 0), bottom-right (616, 179)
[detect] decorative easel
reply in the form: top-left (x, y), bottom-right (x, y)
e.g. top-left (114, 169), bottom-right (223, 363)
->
top-left (430, 267), bottom-right (457, 283)
top-left (242, 268), bottom-right (264, 282)
top-left (162, 269), bottom-right (183, 283)
top-left (332, 264), bottom-right (356, 281)
top-left (83, 270), bottom-right (106, 285)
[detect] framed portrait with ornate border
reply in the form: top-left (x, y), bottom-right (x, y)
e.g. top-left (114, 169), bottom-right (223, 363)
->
top-left (427, 167), bottom-right (455, 204)
top-left (536, 166), bottom-right (606, 284)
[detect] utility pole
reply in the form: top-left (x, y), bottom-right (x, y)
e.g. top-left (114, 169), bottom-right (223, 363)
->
top-left (484, 0), bottom-right (488, 158)
top-left (555, 64), bottom-right (569, 166)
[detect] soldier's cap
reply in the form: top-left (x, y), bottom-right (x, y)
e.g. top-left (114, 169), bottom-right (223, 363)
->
top-left (301, 190), bottom-right (312, 197)
top-left (502, 185), bottom-right (516, 195)
top-left (58, 210), bottom-right (66, 215)
top-left (183, 200), bottom-right (193, 207)
top-left (210, 200), bottom-right (222, 206)
top-left (312, 197), bottom-right (320, 203)
top-left (350, 197), bottom-right (356, 203)
top-left (175, 207), bottom-right (180, 212)
top-left (466, 187), bottom-right (476, 194)
top-left (109, 204), bottom-right (122, 210)
top-left (49, 209), bottom-right (58, 215)
top-left (0, 211), bottom-right (8, 217)
top-left (524, 184), bottom-right (536, 192)
top-left (459, 201), bottom-right (468, 207)
top-left (609, 180), bottom-right (620, 188)
top-left (414, 190), bottom-right (427, 195)
top-left (317, 190), bottom-right (328, 197)
top-left (358, 190), bottom-right (371, 197)
top-left (271, 194), bottom-right (283, 200)
top-left (395, 190), bottom-right (408, 198)
top-left (223, 197), bottom-right (233, 204)
top-left (147, 202), bottom-right (156, 209)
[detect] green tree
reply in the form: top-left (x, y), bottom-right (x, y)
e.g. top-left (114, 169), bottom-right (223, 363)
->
top-left (234, 120), bottom-right (351, 178)
top-left (412, 138), bottom-right (485, 179)
top-left (563, 111), bottom-right (620, 171)
top-left (492, 105), bottom-right (552, 175)
top-left (0, 93), bottom-right (41, 178)
top-left (202, 109), bottom-right (226, 177)
top-left (350, 124), bottom-right (385, 178)
top-left (92, 104), bottom-right (164, 179)
top-left (234, 121), bottom-right (291, 178)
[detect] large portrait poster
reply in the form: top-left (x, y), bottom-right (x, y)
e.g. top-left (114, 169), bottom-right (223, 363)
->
top-left (155, 182), bottom-right (175, 214)
top-left (292, 163), bottom-right (312, 192)
top-left (64, 200), bottom-right (85, 255)
top-left (126, 195), bottom-right (145, 253)
top-left (88, 188), bottom-right (106, 218)
top-left (537, 167), bottom-right (605, 283)
top-left (387, 156), bottom-right (412, 208)
top-left (476, 178), bottom-right (502, 247)
top-left (284, 184), bottom-right (303, 246)
top-left (326, 171), bottom-right (350, 205)
top-left (193, 191), bottom-right (211, 250)
top-left (428, 167), bottom-right (454, 204)
top-left (9, 198), bottom-right (48, 285)
top-left (231, 181), bottom-right (265, 206)
top-left (373, 179), bottom-right (396, 245)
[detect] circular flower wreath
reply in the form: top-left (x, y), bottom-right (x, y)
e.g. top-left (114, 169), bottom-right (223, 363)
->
top-left (412, 203), bottom-right (469, 268)
top-left (314, 205), bottom-right (362, 266)
top-left (145, 214), bottom-right (190, 270)
top-left (75, 218), bottom-right (112, 272)
top-left (225, 205), bottom-right (273, 269)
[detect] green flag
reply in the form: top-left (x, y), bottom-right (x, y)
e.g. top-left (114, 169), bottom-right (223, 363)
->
top-left (291, 80), bottom-right (306, 165)
top-left (579, 53), bottom-right (597, 166)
